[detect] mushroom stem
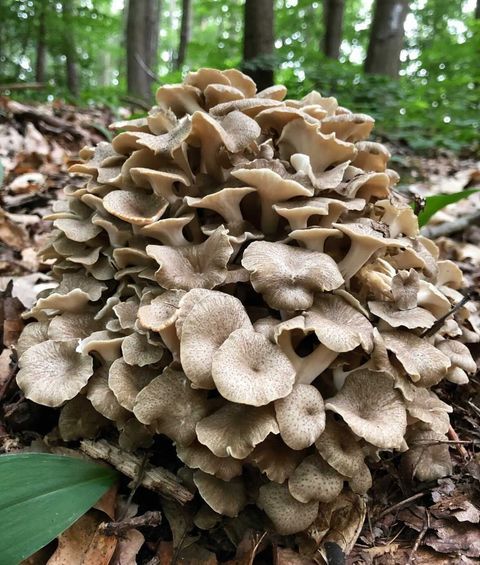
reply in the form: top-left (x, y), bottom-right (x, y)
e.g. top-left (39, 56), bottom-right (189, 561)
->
top-left (338, 241), bottom-right (381, 281)
top-left (296, 344), bottom-right (339, 385)
top-left (261, 201), bottom-right (280, 234)
top-left (159, 326), bottom-right (180, 360)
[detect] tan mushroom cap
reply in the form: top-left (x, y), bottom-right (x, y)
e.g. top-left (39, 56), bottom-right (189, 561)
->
top-left (103, 189), bottom-right (168, 226)
top-left (274, 384), bottom-right (326, 450)
top-left (256, 84), bottom-right (287, 100)
top-left (278, 119), bottom-right (357, 175)
top-left (405, 386), bottom-right (452, 435)
top-left (130, 166), bottom-right (189, 204)
top-left (334, 222), bottom-right (405, 281)
top-left (176, 441), bottom-right (243, 481)
top-left (320, 113), bottom-right (375, 142)
top-left (231, 160), bottom-right (313, 233)
top-left (392, 269), bottom-right (419, 310)
top-left (248, 435), bottom-right (305, 483)
top-left (58, 396), bottom-right (109, 441)
top-left (436, 339), bottom-right (476, 373)
top-left (368, 301), bottom-right (436, 330)
top-left (112, 300), bottom-right (139, 330)
top-left (54, 216), bottom-right (102, 242)
top-left (290, 153), bottom-right (351, 192)
top-left (257, 482), bottom-right (319, 535)
top-left (133, 367), bottom-right (210, 445)
top-left (17, 340), bottom-right (94, 407)
top-left (212, 328), bottom-right (295, 406)
top-left (118, 417), bottom-right (154, 451)
top-left (304, 293), bottom-right (374, 353)
top-left (180, 292), bottom-right (252, 389)
top-left (437, 260), bottom-right (463, 289)
top-left (185, 186), bottom-right (255, 226)
top-left (108, 358), bottom-right (157, 411)
top-left (375, 198), bottom-right (419, 238)
top-left (352, 141), bottom-right (390, 172)
top-left (86, 368), bottom-right (130, 422)
top-left (325, 369), bottom-right (407, 449)
top-left (139, 214), bottom-right (194, 246)
top-left (241, 241), bottom-right (344, 311)
top-left (121, 333), bottom-right (164, 367)
top-left (196, 403), bottom-right (279, 459)
top-left (147, 226), bottom-right (233, 290)
top-left (402, 426), bottom-right (452, 482)
top-left (155, 83), bottom-right (203, 116)
top-left (315, 415), bottom-right (369, 479)
top-left (204, 84), bottom-right (245, 108)
top-left (193, 471), bottom-right (247, 518)
top-left (288, 454), bottom-right (344, 503)
top-left (47, 312), bottom-right (102, 341)
top-left (77, 330), bottom-right (124, 362)
top-left (382, 330), bottom-right (451, 387)
top-left (16, 321), bottom-right (49, 358)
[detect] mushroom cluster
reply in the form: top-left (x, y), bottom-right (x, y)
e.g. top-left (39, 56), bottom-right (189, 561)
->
top-left (16, 68), bottom-right (479, 535)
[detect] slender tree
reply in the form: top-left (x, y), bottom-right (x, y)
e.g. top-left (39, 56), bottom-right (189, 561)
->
top-left (126, 0), bottom-right (161, 102)
top-left (62, 0), bottom-right (79, 97)
top-left (364, 0), bottom-right (409, 78)
top-left (35, 0), bottom-right (47, 83)
top-left (242, 0), bottom-right (274, 91)
top-left (476, 0), bottom-right (480, 19)
top-left (323, 0), bottom-right (345, 59)
top-left (175, 0), bottom-right (192, 70)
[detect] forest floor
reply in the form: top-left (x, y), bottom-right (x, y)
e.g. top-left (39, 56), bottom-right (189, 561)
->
top-left (0, 98), bottom-right (479, 565)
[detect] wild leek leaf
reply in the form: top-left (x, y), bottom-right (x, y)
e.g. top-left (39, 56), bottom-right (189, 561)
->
top-left (417, 188), bottom-right (480, 227)
top-left (0, 453), bottom-right (117, 564)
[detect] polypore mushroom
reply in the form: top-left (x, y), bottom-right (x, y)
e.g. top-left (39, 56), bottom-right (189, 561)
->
top-left (241, 241), bottom-right (344, 311)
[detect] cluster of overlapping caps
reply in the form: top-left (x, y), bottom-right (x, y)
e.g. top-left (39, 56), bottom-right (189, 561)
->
top-left (16, 68), bottom-right (479, 534)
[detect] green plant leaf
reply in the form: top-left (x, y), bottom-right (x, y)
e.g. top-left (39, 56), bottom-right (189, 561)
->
top-left (0, 453), bottom-right (117, 564)
top-left (416, 189), bottom-right (480, 227)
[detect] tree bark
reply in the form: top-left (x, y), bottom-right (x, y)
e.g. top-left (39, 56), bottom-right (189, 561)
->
top-left (242, 0), bottom-right (274, 91)
top-left (364, 0), bottom-right (409, 78)
top-left (175, 0), bottom-right (192, 70)
top-left (62, 0), bottom-right (79, 97)
top-left (126, 0), bottom-right (161, 102)
top-left (35, 1), bottom-right (47, 83)
top-left (476, 0), bottom-right (480, 19)
top-left (323, 0), bottom-right (345, 59)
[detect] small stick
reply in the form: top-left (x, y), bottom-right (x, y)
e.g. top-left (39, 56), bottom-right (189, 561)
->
top-left (377, 492), bottom-right (426, 520)
top-left (420, 210), bottom-right (480, 239)
top-left (421, 293), bottom-right (472, 338)
top-left (100, 510), bottom-right (162, 537)
top-left (447, 425), bottom-right (469, 460)
top-left (80, 439), bottom-right (193, 504)
top-left (406, 508), bottom-right (430, 565)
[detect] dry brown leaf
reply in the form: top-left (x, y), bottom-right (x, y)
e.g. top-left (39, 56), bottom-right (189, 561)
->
top-left (0, 207), bottom-right (30, 251)
top-left (110, 529), bottom-right (144, 565)
top-left (274, 547), bottom-right (317, 564)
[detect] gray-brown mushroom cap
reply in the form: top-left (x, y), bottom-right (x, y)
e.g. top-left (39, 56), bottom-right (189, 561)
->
top-left (325, 369), bottom-right (407, 449)
top-left (242, 241), bottom-right (344, 311)
top-left (288, 453), bottom-right (344, 503)
top-left (193, 471), bottom-right (247, 518)
top-left (212, 328), bottom-right (295, 406)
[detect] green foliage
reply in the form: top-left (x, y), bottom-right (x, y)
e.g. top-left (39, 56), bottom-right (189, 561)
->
top-left (417, 189), bottom-right (480, 227)
top-left (0, 453), bottom-right (117, 563)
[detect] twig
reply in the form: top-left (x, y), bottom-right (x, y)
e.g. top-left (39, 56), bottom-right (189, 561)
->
top-left (406, 508), bottom-right (430, 564)
top-left (120, 96), bottom-right (151, 111)
top-left (447, 425), bottom-right (469, 460)
top-left (467, 400), bottom-right (480, 419)
top-left (134, 52), bottom-right (159, 82)
top-left (377, 492), bottom-right (427, 520)
top-left (421, 293), bottom-right (472, 338)
top-left (0, 82), bottom-right (46, 91)
top-left (411, 439), bottom-right (479, 446)
top-left (80, 439), bottom-right (193, 504)
top-left (100, 510), bottom-right (162, 537)
top-left (120, 451), bottom-right (149, 520)
top-left (420, 210), bottom-right (480, 239)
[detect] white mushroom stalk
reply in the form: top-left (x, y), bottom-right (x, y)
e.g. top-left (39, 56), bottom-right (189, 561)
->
top-left (16, 67), bottom-right (480, 541)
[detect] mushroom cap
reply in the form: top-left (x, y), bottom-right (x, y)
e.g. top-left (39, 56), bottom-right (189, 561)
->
top-left (146, 226), bottom-right (233, 290)
top-left (193, 471), bottom-right (247, 518)
top-left (212, 328), bottom-right (295, 406)
top-left (402, 426), bottom-right (452, 482)
top-left (405, 386), bottom-right (452, 435)
top-left (180, 292), bottom-right (252, 389)
top-left (257, 482), bottom-right (319, 535)
top-left (241, 241), bottom-right (344, 311)
top-left (382, 330), bottom-right (451, 386)
top-left (133, 367), bottom-right (210, 445)
top-left (17, 340), bottom-right (94, 407)
top-left (121, 332), bottom-right (164, 367)
top-left (274, 384), bottom-right (326, 450)
top-left (103, 189), bottom-right (168, 226)
top-left (315, 415), bottom-right (368, 478)
top-left (86, 368), bottom-right (130, 422)
top-left (16, 321), bottom-right (49, 358)
top-left (304, 293), bottom-right (374, 353)
top-left (368, 301), bottom-right (436, 330)
top-left (288, 454), bottom-right (344, 503)
top-left (325, 369), bottom-right (407, 449)
top-left (248, 435), bottom-right (305, 483)
top-left (176, 441), bottom-right (243, 481)
top-left (58, 396), bottom-right (109, 441)
top-left (436, 339), bottom-right (476, 373)
top-left (108, 358), bottom-right (157, 411)
top-left (196, 403), bottom-right (279, 459)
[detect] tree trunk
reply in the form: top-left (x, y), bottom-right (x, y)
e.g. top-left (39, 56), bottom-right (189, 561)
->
top-left (62, 0), bottom-right (79, 97)
top-left (476, 0), bottom-right (480, 19)
top-left (323, 0), bottom-right (345, 59)
top-left (35, 1), bottom-right (47, 82)
top-left (242, 0), bottom-right (274, 91)
top-left (126, 0), bottom-right (161, 102)
top-left (364, 0), bottom-right (409, 78)
top-left (175, 0), bottom-right (192, 70)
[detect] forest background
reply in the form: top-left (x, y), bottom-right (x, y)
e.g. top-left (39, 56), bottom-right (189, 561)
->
top-left (0, 0), bottom-right (479, 156)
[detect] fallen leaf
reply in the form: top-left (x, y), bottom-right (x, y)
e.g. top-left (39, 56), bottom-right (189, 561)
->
top-left (9, 172), bottom-right (46, 194)
top-left (110, 529), bottom-right (144, 565)
top-left (274, 547), bottom-right (316, 564)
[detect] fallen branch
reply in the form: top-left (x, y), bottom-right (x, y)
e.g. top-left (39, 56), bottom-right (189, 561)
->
top-left (0, 82), bottom-right (46, 91)
top-left (100, 510), bottom-right (162, 537)
top-left (420, 210), bottom-right (480, 239)
top-left (376, 492), bottom-right (427, 520)
top-left (80, 439), bottom-right (193, 504)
